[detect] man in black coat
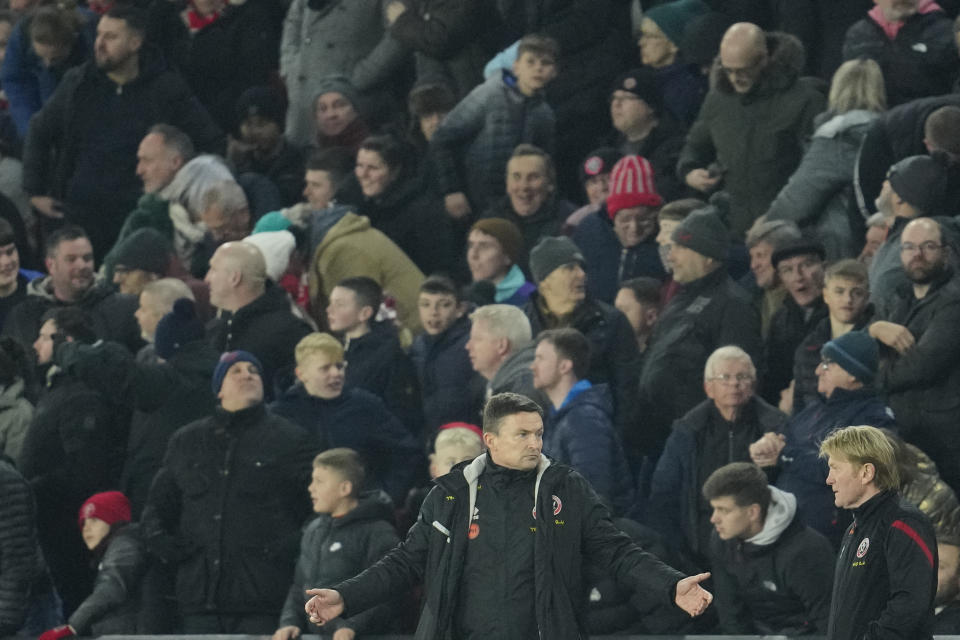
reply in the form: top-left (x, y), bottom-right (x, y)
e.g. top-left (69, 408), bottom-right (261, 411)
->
top-left (141, 350), bottom-right (315, 634)
top-left (205, 241), bottom-right (312, 399)
top-left (822, 425), bottom-right (937, 640)
top-left (21, 5), bottom-right (223, 258)
top-left (303, 392), bottom-right (716, 639)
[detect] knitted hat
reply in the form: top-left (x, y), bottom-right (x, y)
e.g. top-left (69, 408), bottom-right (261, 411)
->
top-left (771, 236), bottom-right (826, 269)
top-left (78, 491), bottom-right (131, 528)
top-left (111, 228), bottom-right (171, 275)
top-left (470, 218), bottom-right (524, 265)
top-left (529, 236), bottom-right (585, 283)
top-left (579, 148), bottom-right (622, 183)
top-left (242, 230), bottom-right (296, 282)
top-left (438, 421), bottom-right (484, 439)
top-left (408, 83), bottom-right (457, 117)
top-left (235, 85), bottom-right (287, 128)
top-left (611, 67), bottom-right (663, 115)
top-left (606, 155), bottom-right (663, 217)
top-left (154, 298), bottom-right (205, 360)
top-left (314, 75), bottom-right (361, 111)
top-left (212, 350), bottom-right (263, 394)
top-left (888, 155), bottom-right (949, 214)
top-left (671, 207), bottom-right (729, 260)
top-left (822, 331), bottom-right (878, 383)
top-left (644, 0), bottom-right (710, 45)
top-left (680, 11), bottom-right (735, 67)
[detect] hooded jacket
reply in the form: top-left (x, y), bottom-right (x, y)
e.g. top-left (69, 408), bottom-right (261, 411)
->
top-left (335, 453), bottom-right (686, 640)
top-left (710, 486), bottom-right (834, 634)
top-left (487, 342), bottom-right (549, 410)
top-left (279, 491), bottom-right (399, 634)
top-left (676, 32), bottom-right (826, 235)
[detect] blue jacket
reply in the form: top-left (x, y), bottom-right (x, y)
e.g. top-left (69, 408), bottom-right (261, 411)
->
top-left (775, 387), bottom-right (895, 546)
top-left (544, 382), bottom-right (635, 516)
top-left (270, 385), bottom-right (423, 504)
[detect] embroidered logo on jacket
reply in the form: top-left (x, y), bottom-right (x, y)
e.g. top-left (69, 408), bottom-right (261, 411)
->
top-left (856, 538), bottom-right (870, 558)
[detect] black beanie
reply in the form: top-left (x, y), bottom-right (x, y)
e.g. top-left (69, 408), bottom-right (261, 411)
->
top-left (111, 228), bottom-right (172, 275)
top-left (888, 155), bottom-right (949, 214)
top-left (154, 298), bottom-right (205, 360)
top-left (671, 207), bottom-right (729, 261)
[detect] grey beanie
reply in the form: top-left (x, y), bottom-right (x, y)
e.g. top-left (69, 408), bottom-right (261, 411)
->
top-left (313, 75), bottom-right (362, 111)
top-left (671, 208), bottom-right (729, 261)
top-left (529, 236), bottom-right (585, 283)
top-left (888, 155), bottom-right (949, 214)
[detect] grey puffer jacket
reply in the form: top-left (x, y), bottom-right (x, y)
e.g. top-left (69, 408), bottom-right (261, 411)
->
top-left (766, 109), bottom-right (879, 260)
top-left (68, 524), bottom-right (147, 635)
top-left (0, 379), bottom-right (33, 466)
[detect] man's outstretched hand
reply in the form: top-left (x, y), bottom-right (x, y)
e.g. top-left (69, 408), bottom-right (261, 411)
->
top-left (675, 572), bottom-right (713, 617)
top-left (304, 588), bottom-right (345, 626)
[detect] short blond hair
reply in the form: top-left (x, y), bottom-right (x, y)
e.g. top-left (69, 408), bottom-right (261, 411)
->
top-left (295, 332), bottom-right (343, 365)
top-left (819, 425), bottom-right (900, 491)
top-left (434, 427), bottom-right (483, 457)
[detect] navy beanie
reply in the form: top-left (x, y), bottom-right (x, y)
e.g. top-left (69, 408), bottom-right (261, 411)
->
top-left (154, 298), bottom-right (204, 360)
top-left (822, 331), bottom-right (879, 384)
top-left (212, 350), bottom-right (263, 394)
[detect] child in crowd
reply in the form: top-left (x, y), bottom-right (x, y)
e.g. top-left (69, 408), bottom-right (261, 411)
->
top-left (273, 448), bottom-right (399, 640)
top-left (410, 275), bottom-right (485, 435)
top-left (431, 34), bottom-right (559, 218)
top-left (38, 492), bottom-right (146, 640)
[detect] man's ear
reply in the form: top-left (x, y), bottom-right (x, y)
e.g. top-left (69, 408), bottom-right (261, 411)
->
top-left (558, 357), bottom-right (573, 377)
top-left (358, 305), bottom-right (375, 324)
top-left (339, 480), bottom-right (353, 499)
top-left (455, 301), bottom-right (468, 318)
top-left (861, 463), bottom-right (877, 485)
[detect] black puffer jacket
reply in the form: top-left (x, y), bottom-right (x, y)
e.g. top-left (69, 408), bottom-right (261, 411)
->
top-left (68, 524), bottom-right (148, 635)
top-left (140, 403), bottom-right (315, 615)
top-left (761, 296), bottom-right (828, 403)
top-left (279, 491), bottom-right (399, 634)
top-left (0, 456), bottom-right (51, 635)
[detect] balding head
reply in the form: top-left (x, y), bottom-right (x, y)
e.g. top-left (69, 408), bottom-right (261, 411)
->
top-left (205, 241), bottom-right (267, 312)
top-left (720, 23), bottom-right (768, 94)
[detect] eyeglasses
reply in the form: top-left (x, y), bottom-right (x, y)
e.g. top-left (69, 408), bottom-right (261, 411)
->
top-left (708, 373), bottom-right (755, 385)
top-left (819, 358), bottom-right (834, 371)
top-left (900, 241), bottom-right (943, 256)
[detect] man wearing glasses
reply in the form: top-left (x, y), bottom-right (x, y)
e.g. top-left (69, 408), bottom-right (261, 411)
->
top-left (676, 22), bottom-right (825, 237)
top-left (749, 330), bottom-right (894, 548)
top-left (870, 217), bottom-right (960, 490)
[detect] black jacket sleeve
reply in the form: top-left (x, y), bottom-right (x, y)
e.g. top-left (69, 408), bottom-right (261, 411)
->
top-left (0, 464), bottom-right (43, 634)
top-left (68, 530), bottom-right (147, 633)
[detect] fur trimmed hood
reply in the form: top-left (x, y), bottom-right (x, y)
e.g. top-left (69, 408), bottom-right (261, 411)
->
top-left (710, 31), bottom-right (807, 98)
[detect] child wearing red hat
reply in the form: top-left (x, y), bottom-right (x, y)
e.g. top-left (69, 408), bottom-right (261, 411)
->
top-left (39, 491), bottom-right (146, 640)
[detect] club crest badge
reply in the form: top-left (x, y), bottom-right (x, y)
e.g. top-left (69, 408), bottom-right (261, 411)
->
top-left (552, 495), bottom-right (562, 516)
top-left (856, 538), bottom-right (870, 558)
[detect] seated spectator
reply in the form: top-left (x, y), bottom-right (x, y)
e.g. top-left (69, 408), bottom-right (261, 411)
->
top-left (792, 260), bottom-right (873, 414)
top-left (0, 217), bottom-right (43, 332)
top-left (3, 225), bottom-right (140, 353)
top-left (766, 58), bottom-right (887, 260)
top-left (478, 144), bottom-right (574, 268)
top-left (431, 34), bottom-right (557, 217)
top-left (53, 297), bottom-right (216, 518)
top-left (573, 155), bottom-right (666, 303)
top-left (614, 277), bottom-right (662, 353)
top-left (0, 454), bottom-right (58, 637)
top-left (654, 197), bottom-right (706, 305)
top-left (753, 330), bottom-right (895, 546)
top-left (650, 346), bottom-right (785, 565)
top-left (0, 337), bottom-right (33, 464)
top-left (327, 277), bottom-right (422, 436)
top-left (741, 219), bottom-right (800, 339)
top-left (606, 69), bottom-right (687, 201)
top-left (842, 0), bottom-right (958, 106)
top-left (761, 237), bottom-right (827, 404)
top-left (468, 218), bottom-right (536, 306)
top-left (38, 491), bottom-right (146, 639)
top-left (0, 3), bottom-right (93, 140)
top-left (564, 147), bottom-right (621, 230)
top-left (531, 328), bottom-right (635, 515)
top-left (20, 307), bottom-right (126, 615)
top-left (677, 23), bottom-right (825, 236)
top-left (870, 217), bottom-right (960, 490)
top-left (859, 212), bottom-right (889, 268)
top-left (466, 303), bottom-right (546, 408)
top-left (704, 462), bottom-right (833, 634)
top-left (637, 0), bottom-right (709, 126)
top-left (410, 276), bottom-right (484, 435)
top-left (229, 86), bottom-right (305, 208)
top-left (205, 241), bottom-right (312, 398)
top-left (526, 236), bottom-right (641, 444)
top-left (868, 154), bottom-right (949, 314)
top-left (339, 134), bottom-right (460, 276)
top-left (141, 350), bottom-right (315, 634)
top-left (274, 449), bottom-right (399, 640)
top-left (639, 205), bottom-right (761, 459)
top-left (935, 527), bottom-right (960, 634)
top-left (270, 333), bottom-right (421, 503)
top-left (308, 77), bottom-right (371, 154)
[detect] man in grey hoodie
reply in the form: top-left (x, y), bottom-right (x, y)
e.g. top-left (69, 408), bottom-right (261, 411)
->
top-left (703, 462), bottom-right (834, 635)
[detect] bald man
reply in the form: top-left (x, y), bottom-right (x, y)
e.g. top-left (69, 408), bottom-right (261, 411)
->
top-left (676, 23), bottom-right (825, 237)
top-left (869, 217), bottom-right (960, 489)
top-left (205, 242), bottom-right (312, 398)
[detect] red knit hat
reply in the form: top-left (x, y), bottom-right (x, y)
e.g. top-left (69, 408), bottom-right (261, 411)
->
top-left (606, 155), bottom-right (662, 218)
top-left (439, 421), bottom-right (484, 438)
top-left (78, 491), bottom-right (131, 529)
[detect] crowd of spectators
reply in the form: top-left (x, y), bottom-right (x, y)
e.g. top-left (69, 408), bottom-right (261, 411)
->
top-left (1, 0), bottom-right (960, 636)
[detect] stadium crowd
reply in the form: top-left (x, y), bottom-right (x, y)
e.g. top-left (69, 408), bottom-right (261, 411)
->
top-left (1, 0), bottom-right (960, 636)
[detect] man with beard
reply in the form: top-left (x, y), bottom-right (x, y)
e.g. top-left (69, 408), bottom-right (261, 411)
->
top-left (21, 5), bottom-right (222, 258)
top-left (869, 217), bottom-right (960, 490)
